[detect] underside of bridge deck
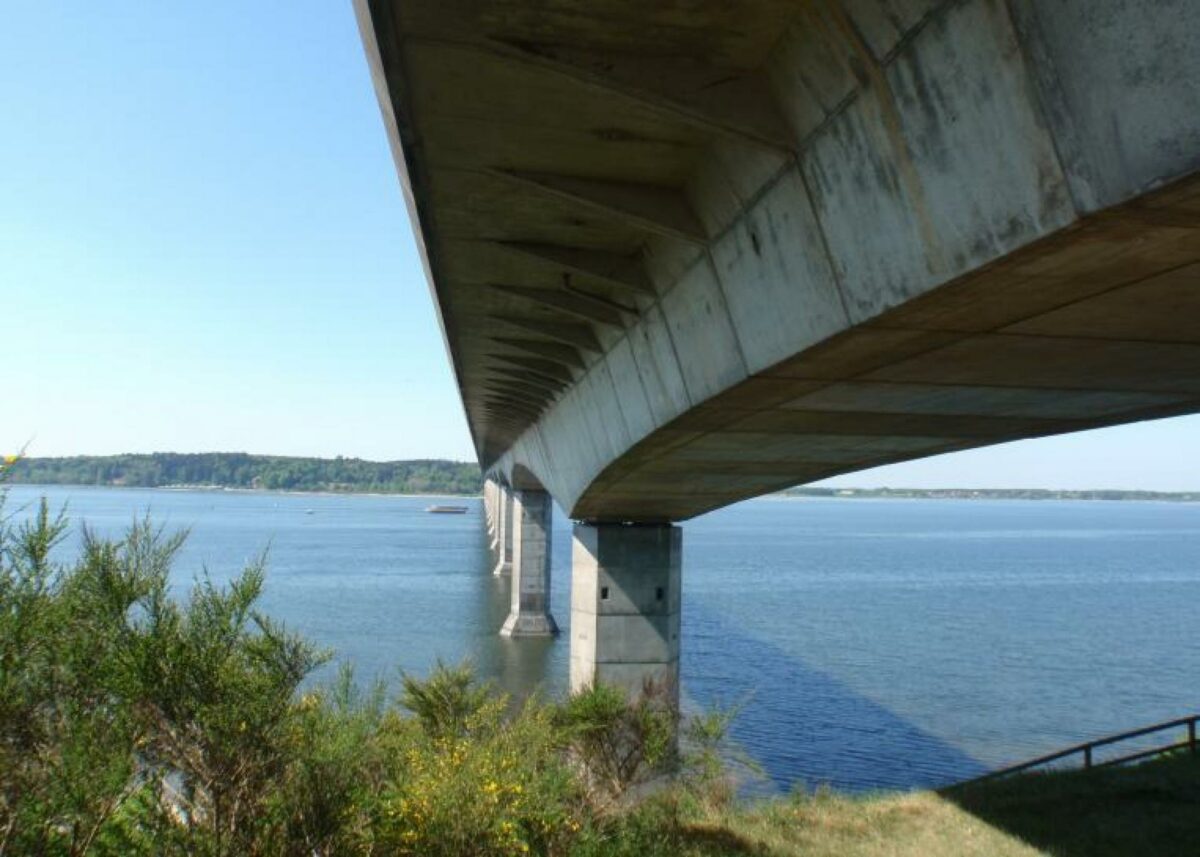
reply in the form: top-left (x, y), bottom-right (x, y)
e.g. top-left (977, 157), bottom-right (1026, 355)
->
top-left (357, 0), bottom-right (1200, 522)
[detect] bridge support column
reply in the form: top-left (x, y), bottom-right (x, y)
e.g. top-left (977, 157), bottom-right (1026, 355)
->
top-left (492, 485), bottom-right (512, 576)
top-left (483, 479), bottom-right (496, 540)
top-left (500, 489), bottom-right (558, 637)
top-left (569, 523), bottom-right (681, 703)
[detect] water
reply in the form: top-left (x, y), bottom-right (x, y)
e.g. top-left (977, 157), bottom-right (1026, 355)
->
top-left (5, 484), bottom-right (1200, 792)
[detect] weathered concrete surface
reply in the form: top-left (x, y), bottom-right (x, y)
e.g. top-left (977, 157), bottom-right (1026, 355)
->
top-left (569, 524), bottom-right (681, 700)
top-left (501, 489), bottom-right (558, 637)
top-left (357, 0), bottom-right (1200, 521)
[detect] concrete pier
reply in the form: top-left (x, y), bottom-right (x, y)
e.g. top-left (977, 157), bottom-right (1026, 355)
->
top-left (485, 480), bottom-right (499, 551)
top-left (569, 523), bottom-right (681, 702)
top-left (492, 484), bottom-right (513, 576)
top-left (500, 489), bottom-right (558, 637)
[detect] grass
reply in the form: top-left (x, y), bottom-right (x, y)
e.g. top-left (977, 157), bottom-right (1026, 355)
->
top-left (650, 752), bottom-right (1200, 856)
top-left (692, 789), bottom-right (1044, 856)
top-left (943, 751), bottom-right (1200, 857)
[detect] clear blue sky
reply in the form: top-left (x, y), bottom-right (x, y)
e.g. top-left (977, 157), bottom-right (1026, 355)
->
top-left (3, 3), bottom-right (1198, 490)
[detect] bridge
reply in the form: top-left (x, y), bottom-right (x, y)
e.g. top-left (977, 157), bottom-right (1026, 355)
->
top-left (355, 0), bottom-right (1200, 698)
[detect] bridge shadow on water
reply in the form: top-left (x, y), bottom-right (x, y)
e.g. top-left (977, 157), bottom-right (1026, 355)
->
top-left (460, 537), bottom-right (1183, 856)
top-left (468, 525), bottom-right (988, 792)
top-left (460, 533), bottom-right (1188, 855)
top-left (680, 609), bottom-right (1194, 855)
top-left (682, 602), bottom-right (988, 794)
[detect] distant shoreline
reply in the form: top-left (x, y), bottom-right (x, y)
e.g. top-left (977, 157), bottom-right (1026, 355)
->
top-left (8, 482), bottom-right (1200, 504)
top-left (4, 482), bottom-right (479, 500)
top-left (10, 454), bottom-right (1195, 504)
top-left (780, 487), bottom-right (1200, 503)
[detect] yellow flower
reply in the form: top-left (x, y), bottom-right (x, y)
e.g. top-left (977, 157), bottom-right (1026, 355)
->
top-left (1, 454), bottom-right (17, 466)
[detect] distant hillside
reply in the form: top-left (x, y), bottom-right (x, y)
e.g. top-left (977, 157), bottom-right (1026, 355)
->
top-left (6, 453), bottom-right (482, 495)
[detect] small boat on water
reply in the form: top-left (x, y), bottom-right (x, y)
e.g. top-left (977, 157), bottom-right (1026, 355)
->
top-left (425, 504), bottom-right (468, 514)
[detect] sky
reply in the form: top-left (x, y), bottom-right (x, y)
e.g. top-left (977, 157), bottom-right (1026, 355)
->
top-left (3, 3), bottom-right (1198, 490)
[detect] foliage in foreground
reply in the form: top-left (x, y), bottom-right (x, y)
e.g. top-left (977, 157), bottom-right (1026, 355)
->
top-left (0, 497), bottom-right (735, 856)
top-left (8, 491), bottom-right (1192, 857)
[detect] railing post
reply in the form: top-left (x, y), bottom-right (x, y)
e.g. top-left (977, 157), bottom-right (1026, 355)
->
top-left (1190, 719), bottom-right (1197, 756)
top-left (1083, 746), bottom-right (1093, 769)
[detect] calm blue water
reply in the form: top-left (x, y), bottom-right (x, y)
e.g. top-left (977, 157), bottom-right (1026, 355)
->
top-left (5, 484), bottom-right (1200, 792)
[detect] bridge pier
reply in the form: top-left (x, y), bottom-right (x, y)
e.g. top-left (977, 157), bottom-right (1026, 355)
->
top-left (569, 523), bottom-right (681, 704)
top-left (483, 479), bottom-right (497, 547)
top-left (500, 489), bottom-right (558, 637)
top-left (492, 484), bottom-right (513, 576)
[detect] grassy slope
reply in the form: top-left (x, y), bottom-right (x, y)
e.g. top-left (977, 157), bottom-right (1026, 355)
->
top-left (668, 753), bottom-right (1200, 856)
top-left (943, 752), bottom-right (1200, 857)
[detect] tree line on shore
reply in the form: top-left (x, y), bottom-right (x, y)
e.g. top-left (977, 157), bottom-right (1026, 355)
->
top-left (5, 453), bottom-right (483, 495)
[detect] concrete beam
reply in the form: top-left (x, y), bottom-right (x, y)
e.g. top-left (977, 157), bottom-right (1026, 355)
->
top-left (493, 284), bottom-right (629, 328)
top-left (488, 353), bottom-right (577, 384)
top-left (486, 367), bottom-right (570, 395)
top-left (482, 414), bottom-right (534, 436)
top-left (491, 315), bottom-right (603, 354)
top-left (488, 169), bottom-right (706, 244)
top-left (489, 336), bottom-right (587, 370)
top-left (497, 242), bottom-right (656, 297)
top-left (479, 386), bottom-right (553, 412)
top-left (482, 373), bottom-right (561, 398)
top-left (480, 399), bottom-right (544, 421)
top-left (482, 379), bottom-right (563, 407)
top-left (478, 400), bottom-right (541, 420)
top-left (477, 388), bottom-right (548, 411)
top-left (408, 35), bottom-right (792, 153)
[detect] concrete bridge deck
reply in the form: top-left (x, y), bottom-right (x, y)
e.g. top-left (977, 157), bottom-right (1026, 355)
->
top-left (357, 0), bottom-right (1199, 692)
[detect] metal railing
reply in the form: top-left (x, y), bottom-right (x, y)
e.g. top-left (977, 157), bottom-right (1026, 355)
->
top-left (957, 714), bottom-right (1199, 787)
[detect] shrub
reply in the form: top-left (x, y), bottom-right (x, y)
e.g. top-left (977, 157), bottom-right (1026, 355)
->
top-left (0, 500), bottom-right (148, 856)
top-left (0, 498), bottom-right (331, 855)
top-left (0, 494), bottom-right (745, 856)
top-left (399, 659), bottom-right (499, 742)
top-left (556, 680), bottom-right (679, 812)
top-left (363, 664), bottom-right (576, 856)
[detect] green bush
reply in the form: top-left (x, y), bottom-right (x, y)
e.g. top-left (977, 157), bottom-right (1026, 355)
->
top-left (375, 678), bottom-right (582, 856)
top-left (0, 494), bottom-right (743, 856)
top-left (555, 681), bottom-right (679, 812)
